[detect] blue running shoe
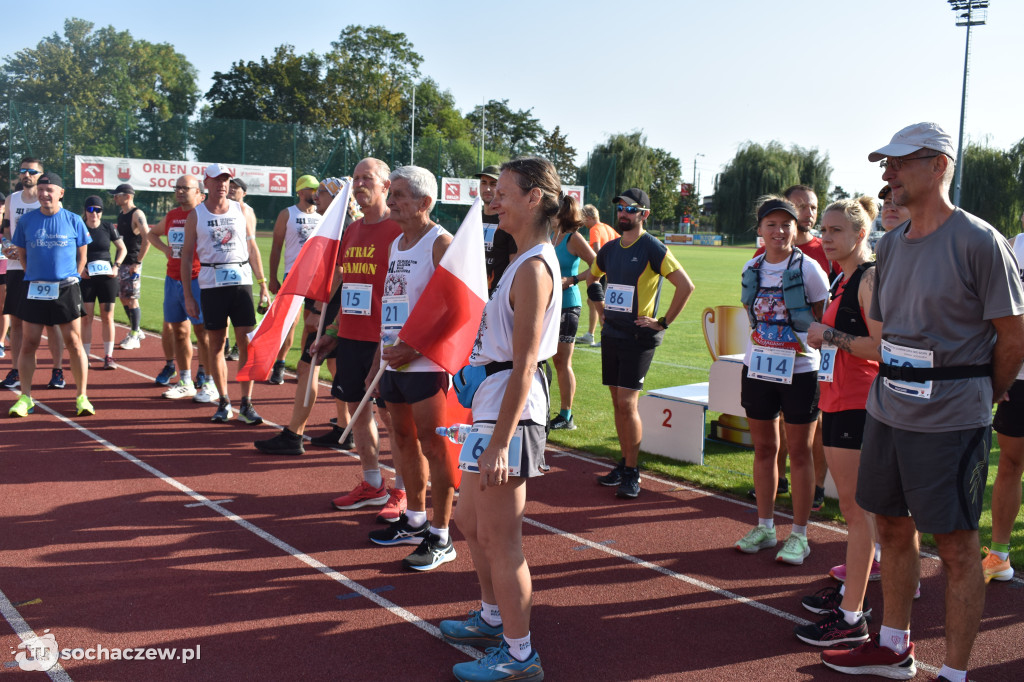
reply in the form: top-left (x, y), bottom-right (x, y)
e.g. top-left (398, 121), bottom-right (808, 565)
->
top-left (194, 366), bottom-right (208, 390)
top-left (47, 368), bottom-right (66, 389)
top-left (440, 610), bottom-right (503, 648)
top-left (453, 641), bottom-right (543, 682)
top-left (155, 363), bottom-right (176, 386)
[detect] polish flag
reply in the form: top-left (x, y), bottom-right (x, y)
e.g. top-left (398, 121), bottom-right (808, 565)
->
top-left (237, 181), bottom-right (351, 382)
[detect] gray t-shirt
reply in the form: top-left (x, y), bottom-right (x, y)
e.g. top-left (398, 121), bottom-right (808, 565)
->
top-left (867, 208), bottom-right (1024, 432)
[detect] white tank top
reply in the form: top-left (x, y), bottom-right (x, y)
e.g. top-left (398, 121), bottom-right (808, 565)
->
top-left (382, 224), bottom-right (450, 373)
top-left (1014, 234), bottom-right (1024, 381)
top-left (469, 242), bottom-right (560, 422)
top-left (283, 205), bottom-right (322, 275)
top-left (194, 200), bottom-right (252, 289)
top-left (6, 192), bottom-right (41, 271)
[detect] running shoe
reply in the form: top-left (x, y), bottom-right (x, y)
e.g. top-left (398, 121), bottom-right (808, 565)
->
top-left (735, 525), bottom-right (777, 553)
top-left (76, 395), bottom-right (95, 416)
top-left (226, 344), bottom-right (239, 361)
top-left (776, 533), bottom-right (811, 565)
top-left (1, 369), bottom-right (20, 389)
top-left (236, 401), bottom-right (263, 425)
top-left (812, 485), bottom-right (826, 512)
top-left (211, 401), bottom-right (233, 423)
top-left (404, 533), bottom-right (457, 571)
top-left (194, 366), bottom-right (208, 389)
top-left (747, 477), bottom-right (789, 500)
top-left (794, 608), bottom-right (869, 647)
top-left (162, 383), bottom-right (197, 400)
top-left (821, 636), bottom-right (916, 680)
top-left (102, 355), bottom-right (116, 370)
top-left (194, 382), bottom-right (219, 404)
top-left (47, 368), bottom-right (66, 389)
top-left (255, 429), bottom-right (305, 456)
top-left (9, 394), bottom-right (34, 417)
top-left (0, 344), bottom-right (5, 358)
top-left (119, 332), bottom-right (141, 350)
top-left (597, 458), bottom-right (626, 486)
top-left (616, 467), bottom-right (641, 499)
top-left (576, 332), bottom-right (594, 345)
top-left (981, 547), bottom-right (1015, 583)
top-left (801, 585), bottom-right (873, 620)
top-left (376, 488), bottom-right (407, 523)
top-left (549, 414), bottom-right (576, 430)
top-left (452, 641), bottom-right (543, 682)
top-left (310, 425), bottom-right (351, 449)
top-left (830, 559), bottom-right (882, 582)
top-left (332, 480), bottom-right (388, 510)
top-left (440, 610), bottom-right (504, 648)
top-left (155, 363), bottom-right (176, 386)
top-left (269, 360), bottom-right (286, 385)
top-left (368, 514), bottom-right (428, 546)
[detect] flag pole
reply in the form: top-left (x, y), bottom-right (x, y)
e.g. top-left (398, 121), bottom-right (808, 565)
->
top-left (332, 363), bottom-right (387, 446)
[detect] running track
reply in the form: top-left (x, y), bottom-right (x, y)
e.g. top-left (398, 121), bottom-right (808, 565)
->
top-left (2, 324), bottom-right (1022, 680)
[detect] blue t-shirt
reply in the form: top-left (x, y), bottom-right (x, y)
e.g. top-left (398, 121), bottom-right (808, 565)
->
top-left (555, 232), bottom-right (582, 309)
top-left (12, 208), bottom-right (91, 282)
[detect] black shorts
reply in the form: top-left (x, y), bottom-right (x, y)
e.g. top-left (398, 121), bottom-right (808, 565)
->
top-left (587, 278), bottom-right (605, 303)
top-left (822, 409), bottom-right (868, 449)
top-left (0, 272), bottom-right (6, 286)
top-left (200, 285), bottom-right (256, 331)
top-left (300, 288), bottom-right (343, 364)
top-left (17, 280), bottom-right (85, 326)
top-left (558, 306), bottom-right (581, 344)
top-left (379, 370), bottom-right (448, 405)
top-left (3, 269), bottom-right (23, 315)
top-left (740, 367), bottom-right (820, 424)
top-left (994, 379), bottom-right (1024, 437)
top-left (330, 337), bottom-right (380, 403)
top-left (857, 415), bottom-right (990, 534)
top-left (601, 335), bottom-right (657, 391)
top-left (80, 275), bottom-right (118, 305)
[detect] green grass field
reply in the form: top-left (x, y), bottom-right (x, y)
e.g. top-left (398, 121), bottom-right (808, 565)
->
top-left (122, 233), bottom-right (1022, 567)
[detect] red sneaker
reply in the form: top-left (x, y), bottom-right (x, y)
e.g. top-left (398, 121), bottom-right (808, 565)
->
top-left (821, 636), bottom-right (916, 679)
top-left (376, 488), bottom-right (408, 523)
top-left (332, 480), bottom-right (388, 510)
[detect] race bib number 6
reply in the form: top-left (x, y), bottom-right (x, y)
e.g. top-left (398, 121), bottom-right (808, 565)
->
top-left (458, 423), bottom-right (523, 477)
top-left (604, 283), bottom-right (635, 313)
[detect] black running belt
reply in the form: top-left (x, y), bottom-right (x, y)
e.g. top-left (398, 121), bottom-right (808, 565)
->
top-left (878, 363), bottom-right (991, 382)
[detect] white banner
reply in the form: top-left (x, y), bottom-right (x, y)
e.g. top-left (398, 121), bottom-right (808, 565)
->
top-left (439, 177), bottom-right (585, 206)
top-left (74, 156), bottom-right (293, 197)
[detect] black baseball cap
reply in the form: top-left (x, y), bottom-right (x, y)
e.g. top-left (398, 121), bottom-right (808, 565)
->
top-left (110, 183), bottom-right (135, 196)
top-left (84, 195), bottom-right (104, 208)
top-left (756, 198), bottom-right (799, 223)
top-left (230, 177), bottom-right (248, 192)
top-left (613, 188), bottom-right (650, 209)
top-left (474, 165), bottom-right (501, 181)
top-left (37, 172), bottom-right (65, 189)
top-left (878, 185), bottom-right (892, 200)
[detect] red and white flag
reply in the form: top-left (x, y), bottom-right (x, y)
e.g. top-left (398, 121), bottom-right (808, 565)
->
top-left (237, 181), bottom-right (351, 382)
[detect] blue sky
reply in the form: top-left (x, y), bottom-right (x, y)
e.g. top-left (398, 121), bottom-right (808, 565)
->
top-left (7, 1), bottom-right (1022, 200)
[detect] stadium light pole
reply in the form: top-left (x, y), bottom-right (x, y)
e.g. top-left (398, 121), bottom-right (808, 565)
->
top-left (410, 85), bottom-right (416, 164)
top-left (948, 0), bottom-right (988, 207)
top-left (693, 153), bottom-right (704, 194)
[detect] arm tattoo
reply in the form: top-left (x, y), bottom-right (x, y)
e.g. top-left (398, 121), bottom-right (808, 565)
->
top-left (831, 329), bottom-right (856, 354)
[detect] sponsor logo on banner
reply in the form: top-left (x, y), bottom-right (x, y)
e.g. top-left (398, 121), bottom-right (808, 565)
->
top-left (445, 181), bottom-right (462, 202)
top-left (439, 177), bottom-right (584, 206)
top-left (567, 188), bottom-right (581, 203)
top-left (81, 163), bottom-right (104, 186)
top-left (269, 173), bottom-right (288, 193)
top-left (117, 160), bottom-right (131, 181)
top-left (73, 156), bottom-right (291, 196)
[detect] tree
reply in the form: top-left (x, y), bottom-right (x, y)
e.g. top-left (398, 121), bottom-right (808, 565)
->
top-left (536, 126), bottom-right (578, 183)
top-left (959, 140), bottom-right (1023, 238)
top-left (649, 147), bottom-right (683, 228)
top-left (466, 99), bottom-right (544, 158)
top-left (830, 185), bottom-right (851, 202)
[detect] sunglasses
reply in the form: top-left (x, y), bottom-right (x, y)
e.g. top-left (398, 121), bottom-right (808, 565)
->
top-left (174, 185), bottom-right (197, 191)
top-left (616, 205), bottom-right (646, 214)
top-left (85, 206), bottom-right (103, 213)
top-left (879, 154), bottom-right (941, 171)
top-left (19, 168), bottom-right (42, 175)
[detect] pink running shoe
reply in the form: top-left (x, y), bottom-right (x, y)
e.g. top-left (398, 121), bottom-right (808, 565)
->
top-left (332, 480), bottom-right (388, 510)
top-left (829, 559), bottom-right (882, 582)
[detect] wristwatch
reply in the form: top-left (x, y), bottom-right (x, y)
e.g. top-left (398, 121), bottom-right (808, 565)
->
top-left (823, 328), bottom-right (835, 344)
top-left (657, 316), bottom-right (669, 329)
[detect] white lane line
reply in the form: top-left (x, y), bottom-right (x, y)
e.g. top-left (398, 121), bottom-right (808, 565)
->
top-left (0, 589), bottom-right (74, 681)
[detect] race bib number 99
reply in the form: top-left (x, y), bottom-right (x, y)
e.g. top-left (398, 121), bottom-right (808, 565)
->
top-left (27, 281), bottom-right (59, 300)
top-left (458, 423), bottom-right (523, 477)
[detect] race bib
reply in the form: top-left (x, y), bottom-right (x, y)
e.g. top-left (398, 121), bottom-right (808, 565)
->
top-left (748, 346), bottom-right (796, 384)
top-left (341, 282), bottom-right (373, 316)
top-left (168, 227), bottom-right (185, 259)
top-left (604, 283), bottom-right (635, 313)
top-left (458, 423), bottom-right (523, 477)
top-left (881, 340), bottom-right (933, 399)
top-left (381, 295), bottom-right (410, 329)
top-left (27, 281), bottom-right (59, 300)
top-left (87, 261), bottom-right (113, 277)
top-left (214, 264), bottom-right (244, 287)
top-left (483, 225), bottom-right (496, 249)
top-left (818, 344), bottom-right (838, 383)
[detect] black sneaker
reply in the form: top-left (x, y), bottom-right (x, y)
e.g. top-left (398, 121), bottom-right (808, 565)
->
top-left (369, 514), bottom-right (429, 546)
top-left (212, 400), bottom-right (233, 423)
top-left (310, 425), bottom-right (347, 448)
top-left (403, 533), bottom-right (457, 571)
top-left (616, 467), bottom-right (641, 499)
top-left (255, 429), bottom-right (304, 456)
top-left (812, 485), bottom-right (826, 512)
top-left (549, 414), bottom-right (576, 430)
top-left (226, 344), bottom-right (240, 362)
top-left (597, 458), bottom-right (626, 487)
top-left (1, 369), bottom-right (20, 389)
top-left (236, 401), bottom-right (264, 425)
top-left (269, 360), bottom-right (286, 385)
top-left (47, 368), bottom-right (66, 389)
top-left (747, 477), bottom-right (789, 500)
top-left (801, 586), bottom-right (873, 621)
top-left (794, 608), bottom-right (869, 647)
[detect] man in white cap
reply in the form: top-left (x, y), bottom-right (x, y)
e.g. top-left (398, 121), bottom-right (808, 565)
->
top-left (266, 174), bottom-right (322, 384)
top-left (181, 163), bottom-right (270, 424)
top-left (821, 122), bottom-right (1024, 682)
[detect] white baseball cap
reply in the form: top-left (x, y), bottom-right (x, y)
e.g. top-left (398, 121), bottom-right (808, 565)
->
top-left (203, 163), bottom-right (233, 179)
top-left (868, 122), bottom-right (956, 162)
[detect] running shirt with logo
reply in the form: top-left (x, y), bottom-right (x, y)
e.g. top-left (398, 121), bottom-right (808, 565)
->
top-left (818, 266), bottom-right (878, 412)
top-left (284, 205), bottom-right (322, 275)
top-left (117, 207), bottom-right (144, 265)
top-left (12, 208), bottom-right (91, 282)
top-left (158, 206), bottom-right (201, 281)
top-left (6, 193), bottom-right (41, 272)
top-left (336, 217), bottom-right (402, 342)
top-left (194, 200), bottom-right (251, 290)
top-left (381, 224), bottom-right (450, 373)
top-left (741, 252), bottom-right (829, 374)
top-left (85, 221), bottom-right (121, 271)
top-left (867, 209), bottom-right (1024, 432)
top-left (469, 242), bottom-right (560, 422)
top-left (590, 230), bottom-right (683, 346)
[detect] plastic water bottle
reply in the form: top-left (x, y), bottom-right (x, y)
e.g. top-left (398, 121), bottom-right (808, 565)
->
top-left (436, 424), bottom-right (472, 444)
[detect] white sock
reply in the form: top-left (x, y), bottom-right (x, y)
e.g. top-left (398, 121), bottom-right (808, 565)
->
top-left (429, 525), bottom-right (449, 544)
top-left (503, 632), bottom-right (532, 662)
top-left (937, 665), bottom-right (966, 682)
top-left (991, 548), bottom-right (1009, 561)
top-left (879, 626), bottom-right (910, 655)
top-left (875, 543), bottom-right (882, 562)
top-left (405, 510), bottom-right (427, 528)
top-left (394, 475), bottom-right (405, 491)
top-left (839, 583), bottom-right (846, 596)
top-left (759, 518), bottom-right (775, 530)
top-left (179, 370), bottom-right (191, 385)
top-left (83, 343), bottom-right (91, 356)
top-left (481, 601), bottom-right (501, 627)
top-left (791, 524), bottom-right (807, 537)
top-left (363, 469), bottom-right (383, 489)
top-left (104, 341), bottom-right (114, 356)
top-left (839, 607), bottom-right (862, 625)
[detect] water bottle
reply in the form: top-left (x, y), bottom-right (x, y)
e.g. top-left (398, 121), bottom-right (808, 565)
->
top-left (436, 424), bottom-right (472, 444)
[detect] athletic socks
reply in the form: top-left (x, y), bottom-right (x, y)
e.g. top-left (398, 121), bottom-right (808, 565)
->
top-left (83, 343), bottom-right (91, 356)
top-left (480, 601), bottom-right (502, 627)
top-left (875, 543), bottom-right (882, 562)
top-left (429, 525), bottom-right (449, 544)
top-left (179, 370), bottom-right (191, 385)
top-left (104, 341), bottom-right (114, 356)
top-left (937, 665), bottom-right (967, 682)
top-left (363, 469), bottom-right (383, 489)
top-left (504, 632), bottom-right (532, 662)
top-left (791, 524), bottom-right (807, 537)
top-left (990, 542), bottom-right (1010, 560)
top-left (839, 607), bottom-right (862, 626)
top-left (759, 518), bottom-right (775, 530)
top-left (879, 626), bottom-right (910, 655)
top-left (559, 408), bottom-right (572, 420)
top-left (406, 510), bottom-right (427, 528)
top-left (394, 475), bottom-right (405, 491)
top-left (127, 307), bottom-right (141, 332)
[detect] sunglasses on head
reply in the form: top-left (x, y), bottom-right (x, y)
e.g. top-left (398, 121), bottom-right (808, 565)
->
top-left (616, 205), bottom-right (645, 214)
top-left (85, 206), bottom-right (103, 213)
top-left (19, 168), bottom-right (41, 175)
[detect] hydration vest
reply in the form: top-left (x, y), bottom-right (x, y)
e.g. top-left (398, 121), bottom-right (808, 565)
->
top-left (829, 262), bottom-right (875, 338)
top-left (740, 250), bottom-right (816, 332)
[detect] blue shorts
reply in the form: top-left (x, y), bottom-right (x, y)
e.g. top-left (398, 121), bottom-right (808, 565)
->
top-left (164, 276), bottom-right (204, 325)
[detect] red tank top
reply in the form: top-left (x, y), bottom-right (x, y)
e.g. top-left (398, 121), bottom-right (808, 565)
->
top-left (161, 206), bottom-right (200, 281)
top-left (818, 274), bottom-right (878, 413)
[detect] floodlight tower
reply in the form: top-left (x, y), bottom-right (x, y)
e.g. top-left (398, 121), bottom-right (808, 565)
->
top-left (948, 0), bottom-right (988, 207)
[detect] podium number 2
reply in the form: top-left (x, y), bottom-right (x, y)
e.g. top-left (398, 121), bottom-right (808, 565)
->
top-left (662, 409), bottom-right (672, 428)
